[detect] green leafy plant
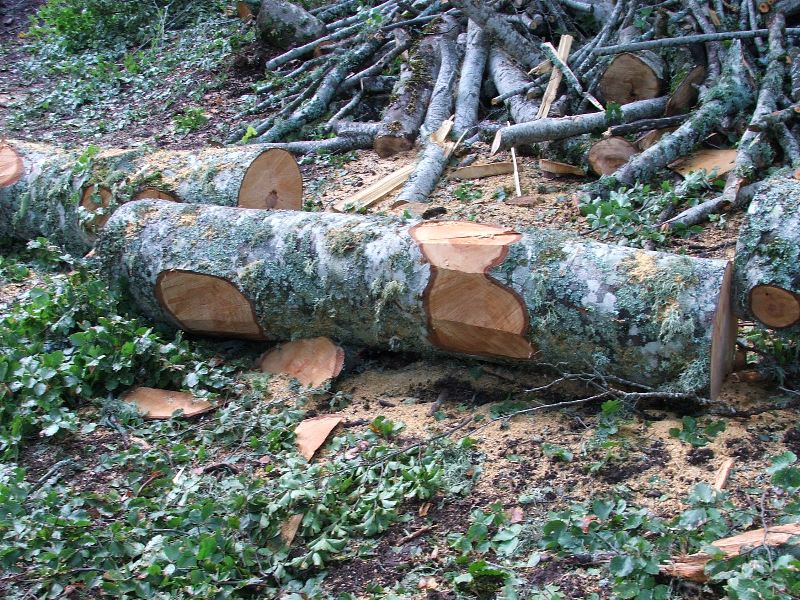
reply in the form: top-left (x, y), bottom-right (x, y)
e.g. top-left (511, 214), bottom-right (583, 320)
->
top-left (669, 416), bottom-right (726, 447)
top-left (454, 182), bottom-right (482, 202)
top-left (542, 443), bottom-right (574, 462)
top-left (173, 107), bottom-right (209, 133)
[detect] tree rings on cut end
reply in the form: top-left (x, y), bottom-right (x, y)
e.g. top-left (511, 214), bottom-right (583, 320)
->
top-left (411, 221), bottom-right (533, 360)
top-left (238, 148), bottom-right (303, 210)
top-left (709, 263), bottom-right (737, 400)
top-left (0, 143), bottom-right (23, 188)
top-left (749, 285), bottom-right (800, 329)
top-left (132, 187), bottom-right (179, 202)
top-left (123, 387), bottom-right (213, 419)
top-left (155, 270), bottom-right (266, 340)
top-left (259, 337), bottom-right (345, 387)
top-left (79, 185), bottom-right (113, 231)
top-left (588, 137), bottom-right (639, 176)
top-left (598, 53), bottom-right (663, 105)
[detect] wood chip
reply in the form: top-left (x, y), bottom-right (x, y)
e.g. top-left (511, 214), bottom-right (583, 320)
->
top-left (280, 513), bottom-right (303, 545)
top-left (122, 387), bottom-right (214, 419)
top-left (451, 161), bottom-right (515, 180)
top-left (712, 457), bottom-right (735, 491)
top-left (539, 159), bottom-right (585, 176)
top-left (505, 195), bottom-right (540, 207)
top-left (331, 164), bottom-right (416, 213)
top-left (295, 414), bottom-right (343, 460)
top-left (259, 337), bottom-right (344, 387)
top-left (669, 148), bottom-right (738, 177)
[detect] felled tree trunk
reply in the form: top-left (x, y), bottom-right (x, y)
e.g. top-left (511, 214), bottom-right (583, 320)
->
top-left (488, 47), bottom-right (540, 124)
top-left (373, 34), bottom-right (440, 157)
top-left (453, 20), bottom-right (489, 137)
top-left (0, 140), bottom-right (302, 252)
top-left (597, 27), bottom-right (665, 105)
top-left (256, 0), bottom-right (325, 49)
top-left (100, 200), bottom-right (736, 398)
top-left (734, 174), bottom-right (800, 332)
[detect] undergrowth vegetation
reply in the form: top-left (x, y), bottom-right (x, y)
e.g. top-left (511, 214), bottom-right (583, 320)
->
top-left (6, 0), bottom-right (252, 136)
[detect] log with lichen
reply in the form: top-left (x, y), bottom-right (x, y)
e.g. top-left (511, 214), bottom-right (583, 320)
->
top-left (99, 199), bottom-right (736, 398)
top-left (734, 174), bottom-right (800, 332)
top-left (0, 140), bottom-right (302, 252)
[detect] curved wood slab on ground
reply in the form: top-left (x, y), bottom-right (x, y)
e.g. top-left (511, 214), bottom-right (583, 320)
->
top-left (259, 337), bottom-right (345, 387)
top-left (0, 143), bottom-right (23, 188)
top-left (155, 270), bottom-right (266, 341)
top-left (123, 387), bottom-right (213, 419)
top-left (295, 414), bottom-right (343, 460)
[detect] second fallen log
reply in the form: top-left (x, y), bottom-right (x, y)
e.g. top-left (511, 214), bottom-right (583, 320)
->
top-left (100, 201), bottom-right (736, 398)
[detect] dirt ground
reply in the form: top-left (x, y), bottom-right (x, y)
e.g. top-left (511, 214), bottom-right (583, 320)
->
top-left (1, 6), bottom-right (798, 598)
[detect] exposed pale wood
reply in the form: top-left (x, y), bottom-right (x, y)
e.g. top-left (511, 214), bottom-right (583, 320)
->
top-left (749, 285), bottom-right (800, 328)
top-left (661, 523), bottom-right (800, 582)
top-left (710, 263), bottom-right (736, 400)
top-left (0, 143), bottom-right (23, 188)
top-left (588, 137), bottom-right (639, 176)
top-left (259, 337), bottom-right (345, 387)
top-left (599, 52), bottom-right (665, 105)
top-left (79, 185), bottom-right (112, 231)
top-left (537, 35), bottom-right (574, 119)
top-left (539, 159), bottom-right (585, 176)
top-left (666, 65), bottom-right (706, 116)
top-left (280, 514), bottom-right (303, 545)
top-left (712, 457), bottom-right (735, 491)
top-left (132, 188), bottom-right (179, 202)
top-left (123, 387), bottom-right (213, 419)
top-left (411, 221), bottom-right (533, 360)
top-left (669, 148), bottom-right (738, 177)
top-left (295, 414), bottom-right (343, 460)
top-left (155, 271), bottom-right (266, 340)
top-left (331, 163), bottom-right (416, 212)
top-left (238, 148), bottom-right (303, 210)
top-left (636, 127), bottom-right (676, 150)
top-left (451, 162), bottom-right (515, 180)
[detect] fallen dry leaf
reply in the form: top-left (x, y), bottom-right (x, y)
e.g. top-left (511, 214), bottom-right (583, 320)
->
top-left (506, 506), bottom-right (524, 523)
top-left (419, 502), bottom-right (431, 517)
top-left (295, 414), bottom-right (343, 460)
top-left (280, 513), bottom-right (303, 546)
top-left (417, 576), bottom-right (438, 590)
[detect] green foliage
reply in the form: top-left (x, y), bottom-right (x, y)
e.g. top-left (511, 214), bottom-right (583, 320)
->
top-left (0, 262), bottom-right (234, 458)
top-left (0, 257), bottom-right (30, 283)
top-left (542, 443), bottom-right (573, 462)
top-left (454, 182), bottom-right (482, 202)
top-left (669, 416), bottom-right (726, 447)
top-left (741, 325), bottom-right (800, 384)
top-left (173, 107), bottom-right (209, 133)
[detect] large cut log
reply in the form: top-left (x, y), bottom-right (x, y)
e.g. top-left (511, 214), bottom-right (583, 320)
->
top-left (488, 47), bottom-right (540, 124)
top-left (0, 140), bottom-right (302, 252)
top-left (256, 0), bottom-right (325, 49)
top-left (100, 200), bottom-right (736, 398)
top-left (734, 175), bottom-right (800, 332)
top-left (597, 27), bottom-right (665, 105)
top-left (373, 34), bottom-right (440, 157)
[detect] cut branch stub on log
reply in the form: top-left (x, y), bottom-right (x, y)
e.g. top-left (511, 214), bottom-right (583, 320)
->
top-left (155, 271), bottom-right (267, 341)
top-left (734, 175), bottom-right (800, 331)
top-left (123, 387), bottom-right (214, 419)
top-left (259, 337), bottom-right (345, 387)
top-left (101, 200), bottom-right (736, 397)
top-left (588, 137), bottom-right (639, 176)
top-left (0, 143), bottom-right (23, 188)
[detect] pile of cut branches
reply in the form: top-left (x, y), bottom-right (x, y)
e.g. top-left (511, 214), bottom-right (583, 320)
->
top-left (231, 0), bottom-right (800, 229)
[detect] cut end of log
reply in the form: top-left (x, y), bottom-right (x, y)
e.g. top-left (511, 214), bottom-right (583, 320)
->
top-left (79, 185), bottom-right (113, 231)
top-left (710, 262), bottom-right (736, 401)
top-left (374, 135), bottom-right (415, 159)
top-left (238, 148), bottom-right (303, 210)
top-left (665, 65), bottom-right (706, 117)
top-left (155, 270), bottom-right (267, 341)
top-left (123, 386), bottom-right (214, 419)
top-left (0, 143), bottom-right (23, 188)
top-left (588, 137), bottom-right (639, 176)
top-left (132, 187), bottom-right (179, 202)
top-left (598, 53), bottom-right (663, 105)
top-left (259, 337), bottom-right (345, 387)
top-left (411, 221), bottom-right (534, 360)
top-left (749, 285), bottom-right (800, 329)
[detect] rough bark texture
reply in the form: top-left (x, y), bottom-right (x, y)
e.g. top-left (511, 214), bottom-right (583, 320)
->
top-left (453, 20), bottom-right (489, 137)
top-left (256, 0), bottom-right (325, 49)
top-left (0, 140), bottom-right (301, 252)
top-left (734, 175), bottom-right (800, 333)
top-left (100, 200), bottom-right (735, 397)
top-left (488, 47), bottom-right (540, 124)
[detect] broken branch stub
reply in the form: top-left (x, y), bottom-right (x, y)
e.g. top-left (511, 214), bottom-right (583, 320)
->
top-left (101, 200), bottom-right (736, 398)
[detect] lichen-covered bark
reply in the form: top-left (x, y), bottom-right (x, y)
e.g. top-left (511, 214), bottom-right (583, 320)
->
top-left (734, 175), bottom-right (800, 333)
top-left (453, 20), bottom-right (488, 137)
top-left (488, 47), bottom-right (540, 124)
top-left (0, 140), bottom-right (294, 253)
top-left (256, 0), bottom-right (324, 49)
top-left (101, 200), bottom-right (731, 395)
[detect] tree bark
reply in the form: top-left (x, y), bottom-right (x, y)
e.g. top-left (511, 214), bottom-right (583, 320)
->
top-left (0, 140), bottom-right (302, 252)
top-left (100, 200), bottom-right (736, 398)
top-left (256, 0), bottom-right (325, 49)
top-left (488, 47), bottom-right (540, 124)
top-left (453, 20), bottom-right (489, 138)
top-left (734, 174), bottom-right (800, 332)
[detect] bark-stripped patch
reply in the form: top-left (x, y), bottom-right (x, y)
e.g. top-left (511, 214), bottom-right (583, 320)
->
top-left (0, 143), bottom-right (23, 188)
top-left (410, 221), bottom-right (533, 360)
top-left (155, 270), bottom-right (266, 341)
